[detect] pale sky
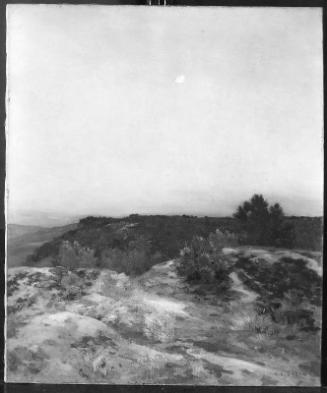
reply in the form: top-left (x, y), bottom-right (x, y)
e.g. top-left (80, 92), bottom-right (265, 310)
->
top-left (6, 5), bottom-right (323, 223)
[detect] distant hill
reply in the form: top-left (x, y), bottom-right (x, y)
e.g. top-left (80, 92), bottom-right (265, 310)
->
top-left (24, 214), bottom-right (322, 269)
top-left (7, 210), bottom-right (80, 228)
top-left (7, 223), bottom-right (78, 267)
top-left (7, 224), bottom-right (45, 240)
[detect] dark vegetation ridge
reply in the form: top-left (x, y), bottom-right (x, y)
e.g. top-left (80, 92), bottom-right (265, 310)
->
top-left (27, 214), bottom-right (237, 274)
top-left (26, 194), bottom-right (322, 276)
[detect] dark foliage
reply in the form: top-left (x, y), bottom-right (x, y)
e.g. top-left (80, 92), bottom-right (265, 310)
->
top-left (26, 215), bottom-right (238, 271)
top-left (235, 256), bottom-right (322, 330)
top-left (177, 230), bottom-right (237, 291)
top-left (26, 211), bottom-right (322, 274)
top-left (286, 216), bottom-right (322, 251)
top-left (98, 236), bottom-right (163, 276)
top-left (235, 256), bottom-right (321, 306)
top-left (234, 194), bottom-right (296, 247)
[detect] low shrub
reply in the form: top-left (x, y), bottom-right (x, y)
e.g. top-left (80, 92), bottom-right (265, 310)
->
top-left (44, 236), bottom-right (164, 276)
top-left (53, 270), bottom-right (82, 301)
top-left (208, 229), bottom-right (239, 251)
top-left (270, 289), bottom-right (318, 332)
top-left (236, 255), bottom-right (321, 331)
top-left (246, 312), bottom-right (279, 336)
top-left (98, 236), bottom-right (164, 276)
top-left (55, 241), bottom-right (97, 269)
top-left (177, 230), bottom-right (237, 288)
top-left (236, 256), bottom-right (321, 307)
top-left (60, 271), bottom-right (82, 288)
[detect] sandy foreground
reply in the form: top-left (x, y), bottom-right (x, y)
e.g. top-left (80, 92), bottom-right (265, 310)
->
top-left (6, 248), bottom-right (321, 385)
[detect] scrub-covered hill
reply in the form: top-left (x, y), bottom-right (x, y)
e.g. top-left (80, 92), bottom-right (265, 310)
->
top-left (24, 215), bottom-right (322, 273)
top-left (25, 215), bottom-right (240, 273)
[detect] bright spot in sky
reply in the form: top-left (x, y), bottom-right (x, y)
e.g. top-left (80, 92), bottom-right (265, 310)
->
top-left (175, 74), bottom-right (185, 84)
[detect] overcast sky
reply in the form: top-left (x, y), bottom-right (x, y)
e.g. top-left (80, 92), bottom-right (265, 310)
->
top-left (6, 5), bottom-right (323, 223)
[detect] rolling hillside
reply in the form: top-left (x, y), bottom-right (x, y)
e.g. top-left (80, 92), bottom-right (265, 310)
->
top-left (23, 215), bottom-right (322, 271)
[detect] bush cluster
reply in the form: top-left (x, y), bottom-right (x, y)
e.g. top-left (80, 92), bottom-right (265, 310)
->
top-left (59, 270), bottom-right (83, 300)
top-left (235, 256), bottom-right (321, 331)
top-left (246, 312), bottom-right (279, 336)
top-left (56, 240), bottom-right (97, 269)
top-left (51, 236), bottom-right (164, 276)
top-left (98, 236), bottom-right (163, 276)
top-left (177, 230), bottom-right (237, 288)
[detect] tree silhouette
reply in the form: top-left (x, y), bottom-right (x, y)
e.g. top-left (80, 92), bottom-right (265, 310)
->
top-left (234, 194), bottom-right (295, 247)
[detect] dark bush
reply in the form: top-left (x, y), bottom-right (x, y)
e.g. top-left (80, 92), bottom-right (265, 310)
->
top-left (235, 255), bottom-right (321, 330)
top-left (98, 236), bottom-right (164, 276)
top-left (54, 240), bottom-right (97, 269)
top-left (287, 216), bottom-right (322, 251)
top-left (234, 194), bottom-right (295, 248)
top-left (236, 256), bottom-right (321, 305)
top-left (177, 230), bottom-right (236, 289)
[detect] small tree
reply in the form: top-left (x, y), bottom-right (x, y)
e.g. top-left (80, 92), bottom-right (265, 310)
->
top-left (234, 194), bottom-right (270, 245)
top-left (234, 194), bottom-right (294, 247)
top-left (268, 203), bottom-right (295, 247)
